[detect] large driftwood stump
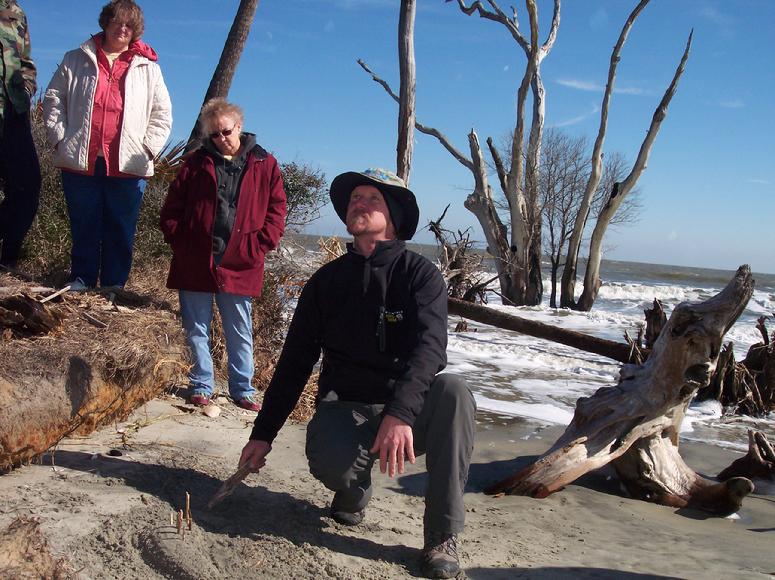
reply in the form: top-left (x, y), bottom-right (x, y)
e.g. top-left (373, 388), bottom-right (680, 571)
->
top-left (487, 265), bottom-right (756, 515)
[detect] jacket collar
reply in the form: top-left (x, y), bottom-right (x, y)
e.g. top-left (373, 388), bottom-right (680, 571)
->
top-left (345, 239), bottom-right (405, 267)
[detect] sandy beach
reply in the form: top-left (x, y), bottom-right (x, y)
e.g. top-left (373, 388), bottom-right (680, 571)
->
top-left (1, 393), bottom-right (773, 579)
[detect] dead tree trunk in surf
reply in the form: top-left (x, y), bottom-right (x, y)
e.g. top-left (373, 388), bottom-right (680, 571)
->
top-left (186, 0), bottom-right (260, 150)
top-left (487, 265), bottom-right (756, 516)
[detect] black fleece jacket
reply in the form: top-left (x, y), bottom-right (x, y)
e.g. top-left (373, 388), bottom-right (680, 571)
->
top-left (202, 133), bottom-right (258, 259)
top-left (250, 240), bottom-right (448, 443)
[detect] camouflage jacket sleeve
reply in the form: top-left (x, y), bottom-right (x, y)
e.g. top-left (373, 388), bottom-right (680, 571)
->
top-left (17, 8), bottom-right (35, 97)
top-left (0, 1), bottom-right (36, 113)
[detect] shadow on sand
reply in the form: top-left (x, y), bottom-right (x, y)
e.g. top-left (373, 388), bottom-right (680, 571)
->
top-left (43, 449), bottom-right (426, 576)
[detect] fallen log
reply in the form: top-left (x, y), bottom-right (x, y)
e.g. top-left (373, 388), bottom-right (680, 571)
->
top-left (448, 297), bottom-right (642, 363)
top-left (717, 430), bottom-right (775, 481)
top-left (486, 265), bottom-right (756, 516)
top-left (0, 292), bottom-right (186, 471)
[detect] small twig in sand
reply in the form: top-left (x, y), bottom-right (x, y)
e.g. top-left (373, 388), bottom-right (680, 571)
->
top-left (81, 311), bottom-right (107, 328)
top-left (185, 491), bottom-right (192, 530)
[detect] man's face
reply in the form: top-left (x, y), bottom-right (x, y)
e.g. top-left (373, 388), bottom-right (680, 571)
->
top-left (346, 185), bottom-right (395, 239)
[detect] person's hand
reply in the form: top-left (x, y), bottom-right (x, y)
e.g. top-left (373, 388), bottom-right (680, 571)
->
top-left (239, 439), bottom-right (271, 473)
top-left (369, 414), bottom-right (415, 477)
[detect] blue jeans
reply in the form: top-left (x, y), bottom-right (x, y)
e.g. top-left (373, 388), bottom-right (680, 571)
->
top-left (179, 289), bottom-right (255, 400)
top-left (61, 158), bottom-right (145, 287)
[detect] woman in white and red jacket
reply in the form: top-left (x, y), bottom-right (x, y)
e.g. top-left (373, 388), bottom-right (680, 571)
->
top-left (43, 0), bottom-right (172, 290)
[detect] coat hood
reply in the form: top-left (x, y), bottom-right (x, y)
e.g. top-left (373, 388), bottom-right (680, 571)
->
top-left (86, 33), bottom-right (159, 62)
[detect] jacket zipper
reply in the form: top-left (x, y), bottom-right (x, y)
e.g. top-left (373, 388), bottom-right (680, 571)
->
top-left (377, 306), bottom-right (386, 352)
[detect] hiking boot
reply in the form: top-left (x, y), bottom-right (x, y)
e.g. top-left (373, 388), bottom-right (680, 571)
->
top-left (330, 507), bottom-right (365, 526)
top-left (189, 393), bottom-right (211, 407)
top-left (421, 532), bottom-right (460, 579)
top-left (236, 396), bottom-right (261, 412)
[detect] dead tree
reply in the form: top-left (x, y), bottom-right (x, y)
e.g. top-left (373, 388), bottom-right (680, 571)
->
top-left (396, 0), bottom-right (416, 184)
top-left (487, 265), bottom-right (756, 516)
top-left (360, 0), bottom-right (560, 306)
top-left (429, 206), bottom-right (488, 302)
top-left (561, 0), bottom-right (693, 311)
top-left (186, 0), bottom-right (260, 149)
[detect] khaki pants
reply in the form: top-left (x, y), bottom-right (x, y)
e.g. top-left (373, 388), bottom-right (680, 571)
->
top-left (305, 373), bottom-right (476, 534)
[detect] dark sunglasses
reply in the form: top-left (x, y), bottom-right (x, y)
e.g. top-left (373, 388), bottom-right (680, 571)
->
top-left (209, 125), bottom-right (236, 139)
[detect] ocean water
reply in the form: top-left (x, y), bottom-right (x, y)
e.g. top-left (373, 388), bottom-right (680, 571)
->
top-left (285, 235), bottom-right (775, 453)
top-left (445, 258), bottom-right (775, 453)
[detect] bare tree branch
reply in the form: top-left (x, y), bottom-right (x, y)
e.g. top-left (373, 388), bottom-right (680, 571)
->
top-left (486, 136), bottom-right (508, 194)
top-left (357, 58), bottom-right (474, 171)
top-left (541, 0), bottom-right (561, 55)
top-left (451, 0), bottom-right (528, 51)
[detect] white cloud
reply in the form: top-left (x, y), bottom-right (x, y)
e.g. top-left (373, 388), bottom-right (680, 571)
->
top-left (697, 4), bottom-right (736, 38)
top-left (667, 230), bottom-right (678, 241)
top-left (699, 6), bottom-right (731, 26)
top-left (746, 179), bottom-right (771, 185)
top-left (555, 78), bottom-right (646, 96)
top-left (550, 103), bottom-right (600, 128)
top-left (589, 7), bottom-right (609, 30)
top-left (719, 99), bottom-right (745, 109)
top-left (503, 65), bottom-right (509, 73)
top-left (324, 19), bottom-right (335, 33)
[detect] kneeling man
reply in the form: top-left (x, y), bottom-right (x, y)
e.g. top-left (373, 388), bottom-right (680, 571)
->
top-left (240, 168), bottom-right (476, 578)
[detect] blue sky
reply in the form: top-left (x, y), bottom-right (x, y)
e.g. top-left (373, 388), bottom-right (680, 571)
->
top-left (26, 0), bottom-right (774, 274)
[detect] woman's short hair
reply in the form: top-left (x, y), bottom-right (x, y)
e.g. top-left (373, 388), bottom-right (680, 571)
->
top-left (199, 98), bottom-right (245, 135)
top-left (99, 0), bottom-right (145, 41)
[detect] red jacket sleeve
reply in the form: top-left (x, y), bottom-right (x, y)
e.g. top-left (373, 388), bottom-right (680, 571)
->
top-left (159, 160), bottom-right (192, 244)
top-left (257, 156), bottom-right (287, 253)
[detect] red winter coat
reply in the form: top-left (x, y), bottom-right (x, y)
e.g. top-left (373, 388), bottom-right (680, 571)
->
top-left (159, 145), bottom-right (287, 296)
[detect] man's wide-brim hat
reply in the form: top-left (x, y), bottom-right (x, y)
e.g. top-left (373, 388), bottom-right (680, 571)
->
top-left (330, 168), bottom-right (420, 241)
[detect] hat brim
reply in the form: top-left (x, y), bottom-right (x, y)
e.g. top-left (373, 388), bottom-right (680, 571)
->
top-left (329, 171), bottom-right (420, 240)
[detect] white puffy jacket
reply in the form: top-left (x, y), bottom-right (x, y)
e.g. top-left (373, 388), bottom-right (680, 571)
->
top-left (43, 37), bottom-right (172, 177)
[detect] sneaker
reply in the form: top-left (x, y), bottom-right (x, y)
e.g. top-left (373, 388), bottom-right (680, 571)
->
top-left (330, 507), bottom-right (365, 526)
top-left (189, 393), bottom-right (211, 407)
top-left (421, 532), bottom-right (460, 579)
top-left (236, 396), bottom-right (261, 412)
top-left (67, 278), bottom-right (89, 292)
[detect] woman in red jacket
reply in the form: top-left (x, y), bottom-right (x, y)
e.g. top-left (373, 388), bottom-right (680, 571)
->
top-left (160, 98), bottom-right (287, 412)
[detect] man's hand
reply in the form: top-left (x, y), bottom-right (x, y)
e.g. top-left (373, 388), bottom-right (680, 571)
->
top-left (369, 414), bottom-right (415, 477)
top-left (239, 439), bottom-right (272, 473)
